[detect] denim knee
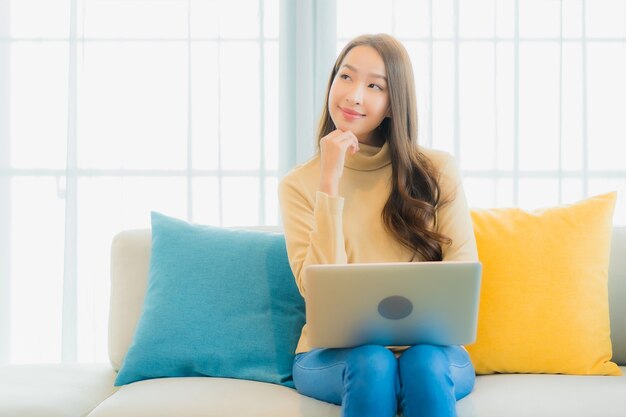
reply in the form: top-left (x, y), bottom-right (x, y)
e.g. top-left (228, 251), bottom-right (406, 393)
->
top-left (344, 345), bottom-right (397, 383)
top-left (399, 345), bottom-right (451, 385)
top-left (398, 345), bottom-right (475, 417)
top-left (343, 345), bottom-right (398, 416)
top-left (292, 345), bottom-right (398, 410)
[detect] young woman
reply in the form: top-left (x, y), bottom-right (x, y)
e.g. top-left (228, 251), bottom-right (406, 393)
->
top-left (278, 33), bottom-right (478, 417)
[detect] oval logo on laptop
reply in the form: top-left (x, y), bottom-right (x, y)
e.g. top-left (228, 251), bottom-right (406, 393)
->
top-left (378, 296), bottom-right (413, 320)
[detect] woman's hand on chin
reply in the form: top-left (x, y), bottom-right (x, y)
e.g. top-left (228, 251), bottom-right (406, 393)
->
top-left (319, 129), bottom-right (360, 196)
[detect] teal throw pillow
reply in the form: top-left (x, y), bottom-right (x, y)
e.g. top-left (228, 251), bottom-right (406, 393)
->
top-left (114, 212), bottom-right (305, 387)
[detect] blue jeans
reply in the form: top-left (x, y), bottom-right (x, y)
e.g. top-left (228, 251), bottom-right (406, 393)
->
top-left (292, 344), bottom-right (475, 417)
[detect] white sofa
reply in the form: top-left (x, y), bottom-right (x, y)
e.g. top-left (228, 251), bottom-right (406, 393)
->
top-left (1, 227), bottom-right (625, 417)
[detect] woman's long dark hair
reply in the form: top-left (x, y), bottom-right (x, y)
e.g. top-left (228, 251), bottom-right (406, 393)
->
top-left (317, 34), bottom-right (452, 261)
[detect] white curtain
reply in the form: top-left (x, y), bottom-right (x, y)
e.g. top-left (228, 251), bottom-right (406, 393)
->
top-left (0, 0), bottom-right (285, 365)
top-left (279, 0), bottom-right (336, 174)
top-left (332, 0), bottom-right (626, 218)
top-left (1, 0), bottom-right (12, 365)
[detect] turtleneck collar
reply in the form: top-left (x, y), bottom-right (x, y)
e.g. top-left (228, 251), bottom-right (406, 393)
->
top-left (344, 141), bottom-right (391, 171)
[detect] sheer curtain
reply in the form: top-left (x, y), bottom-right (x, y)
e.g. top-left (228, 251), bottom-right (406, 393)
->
top-left (329, 0), bottom-right (626, 219)
top-left (279, 0), bottom-right (336, 174)
top-left (1, 0), bottom-right (625, 366)
top-left (0, 0), bottom-right (284, 365)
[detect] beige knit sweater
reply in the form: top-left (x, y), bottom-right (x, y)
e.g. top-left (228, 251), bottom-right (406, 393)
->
top-left (278, 141), bottom-right (478, 353)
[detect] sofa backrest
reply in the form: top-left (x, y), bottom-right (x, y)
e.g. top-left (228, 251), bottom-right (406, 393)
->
top-left (608, 227), bottom-right (626, 365)
top-left (109, 227), bottom-right (626, 370)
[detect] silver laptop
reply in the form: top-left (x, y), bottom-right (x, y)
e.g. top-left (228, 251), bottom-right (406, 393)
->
top-left (302, 262), bottom-right (482, 349)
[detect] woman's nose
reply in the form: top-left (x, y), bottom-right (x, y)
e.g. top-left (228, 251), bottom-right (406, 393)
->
top-left (346, 84), bottom-right (364, 105)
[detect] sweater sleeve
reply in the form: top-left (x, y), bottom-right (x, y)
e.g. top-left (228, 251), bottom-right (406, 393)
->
top-left (436, 154), bottom-right (479, 262)
top-left (278, 175), bottom-right (348, 297)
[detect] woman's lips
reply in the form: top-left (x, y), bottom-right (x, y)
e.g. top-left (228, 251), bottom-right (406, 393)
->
top-left (340, 107), bottom-right (365, 120)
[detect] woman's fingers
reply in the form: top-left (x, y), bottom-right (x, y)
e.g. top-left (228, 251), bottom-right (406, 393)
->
top-left (322, 129), bottom-right (359, 153)
top-left (340, 131), bottom-right (360, 154)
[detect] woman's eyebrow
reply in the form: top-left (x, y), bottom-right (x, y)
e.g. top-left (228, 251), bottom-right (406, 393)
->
top-left (341, 64), bottom-right (387, 81)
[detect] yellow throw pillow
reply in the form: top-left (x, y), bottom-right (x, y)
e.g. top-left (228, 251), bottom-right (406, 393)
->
top-left (467, 192), bottom-right (621, 376)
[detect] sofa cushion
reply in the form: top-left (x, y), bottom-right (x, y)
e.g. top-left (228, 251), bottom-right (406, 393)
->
top-left (88, 377), bottom-right (341, 417)
top-left (114, 212), bottom-right (305, 387)
top-left (0, 364), bottom-right (116, 417)
top-left (87, 367), bottom-right (626, 417)
top-left (467, 192), bottom-right (621, 375)
top-left (466, 367), bottom-right (626, 417)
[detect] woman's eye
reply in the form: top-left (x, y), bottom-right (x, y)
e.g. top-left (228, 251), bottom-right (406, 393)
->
top-left (339, 74), bottom-right (351, 80)
top-left (369, 83), bottom-right (383, 91)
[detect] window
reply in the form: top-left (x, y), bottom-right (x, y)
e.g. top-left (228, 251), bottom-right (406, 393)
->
top-left (0, 0), bottom-right (279, 364)
top-left (336, 0), bottom-right (626, 221)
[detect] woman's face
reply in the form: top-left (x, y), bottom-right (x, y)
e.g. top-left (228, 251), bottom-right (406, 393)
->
top-left (328, 45), bottom-right (390, 146)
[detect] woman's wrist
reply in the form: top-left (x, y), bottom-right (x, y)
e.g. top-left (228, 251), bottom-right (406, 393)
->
top-left (319, 178), bottom-right (339, 197)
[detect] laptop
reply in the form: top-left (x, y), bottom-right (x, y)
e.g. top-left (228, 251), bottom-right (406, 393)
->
top-left (302, 261), bottom-right (482, 349)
